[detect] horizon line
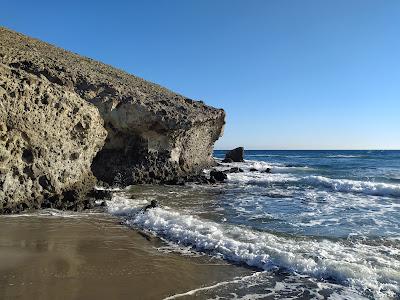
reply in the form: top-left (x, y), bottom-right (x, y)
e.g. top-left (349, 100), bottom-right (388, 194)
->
top-left (214, 149), bottom-right (400, 151)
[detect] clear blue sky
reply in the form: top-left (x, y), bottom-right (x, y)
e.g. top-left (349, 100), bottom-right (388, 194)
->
top-left (1, 0), bottom-right (399, 149)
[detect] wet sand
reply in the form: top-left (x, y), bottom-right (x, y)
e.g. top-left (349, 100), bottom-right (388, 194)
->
top-left (0, 212), bottom-right (252, 300)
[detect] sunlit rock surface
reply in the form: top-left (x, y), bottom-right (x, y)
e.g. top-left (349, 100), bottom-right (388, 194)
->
top-left (0, 64), bottom-right (107, 212)
top-left (0, 27), bottom-right (225, 211)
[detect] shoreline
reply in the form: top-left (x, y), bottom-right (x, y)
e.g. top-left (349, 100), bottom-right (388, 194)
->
top-left (0, 212), bottom-right (252, 300)
top-left (1, 152), bottom-right (399, 299)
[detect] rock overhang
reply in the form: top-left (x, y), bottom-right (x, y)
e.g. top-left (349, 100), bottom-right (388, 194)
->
top-left (0, 27), bottom-right (225, 211)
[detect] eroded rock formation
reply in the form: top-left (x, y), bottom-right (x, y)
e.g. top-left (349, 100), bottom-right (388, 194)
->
top-left (0, 64), bottom-right (107, 212)
top-left (0, 27), bottom-right (225, 212)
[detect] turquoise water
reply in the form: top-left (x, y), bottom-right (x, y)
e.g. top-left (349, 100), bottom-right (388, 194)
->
top-left (108, 150), bottom-right (400, 299)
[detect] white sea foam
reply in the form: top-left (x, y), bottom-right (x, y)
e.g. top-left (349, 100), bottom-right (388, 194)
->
top-left (0, 209), bottom-right (103, 219)
top-left (225, 167), bottom-right (400, 197)
top-left (107, 194), bottom-right (400, 299)
top-left (301, 176), bottom-right (400, 197)
top-left (227, 172), bottom-right (297, 185)
top-left (94, 185), bottom-right (125, 192)
top-left (163, 272), bottom-right (265, 299)
top-left (325, 155), bottom-right (364, 158)
top-left (218, 159), bottom-right (312, 174)
top-left (168, 270), bottom-right (368, 300)
top-left (166, 271), bottom-right (368, 299)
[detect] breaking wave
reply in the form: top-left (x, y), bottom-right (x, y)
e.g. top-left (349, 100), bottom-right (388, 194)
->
top-left (226, 169), bottom-right (400, 197)
top-left (107, 194), bottom-right (400, 299)
top-left (301, 176), bottom-right (400, 197)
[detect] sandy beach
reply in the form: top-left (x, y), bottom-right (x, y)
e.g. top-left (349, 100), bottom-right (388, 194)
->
top-left (0, 213), bottom-right (252, 300)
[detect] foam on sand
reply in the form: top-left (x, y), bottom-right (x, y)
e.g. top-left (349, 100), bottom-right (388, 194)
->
top-left (107, 194), bottom-right (400, 299)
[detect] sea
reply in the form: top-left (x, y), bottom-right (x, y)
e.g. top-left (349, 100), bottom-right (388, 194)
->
top-left (107, 150), bottom-right (400, 299)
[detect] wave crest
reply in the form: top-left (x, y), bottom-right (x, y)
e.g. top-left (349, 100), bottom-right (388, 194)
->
top-left (302, 176), bottom-right (400, 197)
top-left (226, 170), bottom-right (400, 197)
top-left (107, 195), bottom-right (400, 299)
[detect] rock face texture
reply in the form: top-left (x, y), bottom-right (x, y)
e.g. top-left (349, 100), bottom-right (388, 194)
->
top-left (0, 27), bottom-right (225, 211)
top-left (0, 64), bottom-right (107, 212)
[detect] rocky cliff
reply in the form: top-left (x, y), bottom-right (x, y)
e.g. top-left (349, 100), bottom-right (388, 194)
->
top-left (0, 27), bottom-right (225, 212)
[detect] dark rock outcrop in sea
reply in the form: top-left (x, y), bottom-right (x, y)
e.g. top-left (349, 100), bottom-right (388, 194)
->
top-left (223, 147), bottom-right (244, 162)
top-left (224, 167), bottom-right (244, 173)
top-left (209, 170), bottom-right (228, 182)
top-left (0, 27), bottom-right (225, 213)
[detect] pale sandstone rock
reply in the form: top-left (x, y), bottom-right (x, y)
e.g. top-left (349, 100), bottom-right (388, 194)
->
top-left (0, 64), bottom-right (107, 212)
top-left (0, 27), bottom-right (225, 211)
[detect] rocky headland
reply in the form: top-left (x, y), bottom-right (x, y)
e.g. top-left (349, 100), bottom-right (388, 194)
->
top-left (0, 27), bottom-right (225, 213)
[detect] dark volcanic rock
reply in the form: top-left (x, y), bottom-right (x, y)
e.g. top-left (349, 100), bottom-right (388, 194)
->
top-left (224, 147), bottom-right (244, 162)
top-left (224, 167), bottom-right (244, 173)
top-left (87, 189), bottom-right (113, 200)
top-left (0, 27), bottom-right (225, 212)
top-left (210, 170), bottom-right (228, 182)
top-left (208, 177), bottom-right (217, 184)
top-left (222, 158), bottom-right (233, 163)
top-left (249, 168), bottom-right (258, 172)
